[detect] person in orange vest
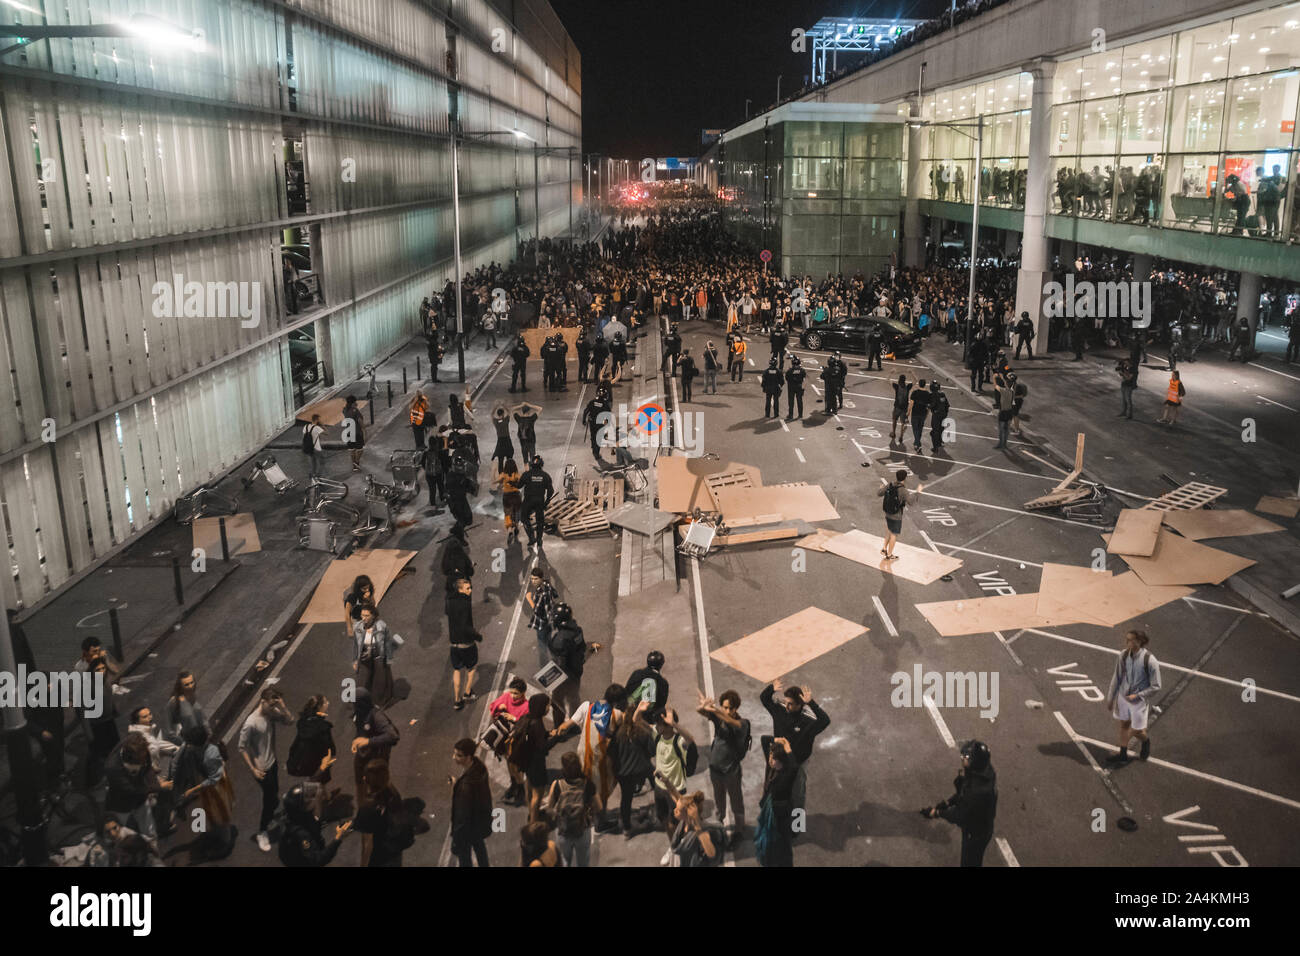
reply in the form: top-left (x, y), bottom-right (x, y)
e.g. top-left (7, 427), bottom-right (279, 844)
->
top-left (729, 335), bottom-right (747, 382)
top-left (695, 286), bottom-right (708, 321)
top-left (1155, 370), bottom-right (1184, 426)
top-left (409, 390), bottom-right (432, 449)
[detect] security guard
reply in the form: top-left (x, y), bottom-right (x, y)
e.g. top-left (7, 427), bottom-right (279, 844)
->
top-left (784, 354), bottom-right (807, 420)
top-left (729, 334), bottom-right (747, 382)
top-left (509, 335), bottom-right (530, 393)
top-left (866, 323), bottom-right (885, 371)
top-left (761, 357), bottom-right (784, 419)
top-left (519, 455), bottom-right (554, 553)
top-left (662, 323), bottom-right (683, 374)
top-left (928, 381), bottom-right (950, 452)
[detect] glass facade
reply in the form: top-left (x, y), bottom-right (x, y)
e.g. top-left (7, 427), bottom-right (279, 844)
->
top-left (0, 0), bottom-right (580, 607)
top-left (721, 118), bottom-right (904, 277)
top-left (1049, 2), bottom-right (1300, 239)
top-left (920, 72), bottom-right (1033, 209)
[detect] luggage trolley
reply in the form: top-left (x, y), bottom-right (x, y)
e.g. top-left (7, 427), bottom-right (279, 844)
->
top-left (297, 498), bottom-right (362, 553)
top-left (353, 475), bottom-right (397, 535)
top-left (173, 482), bottom-right (239, 525)
top-left (243, 454), bottom-right (298, 495)
top-left (388, 450), bottom-right (423, 503)
top-left (301, 475), bottom-right (348, 515)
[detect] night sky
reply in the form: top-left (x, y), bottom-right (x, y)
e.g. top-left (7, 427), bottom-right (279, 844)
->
top-left (550, 0), bottom-right (949, 158)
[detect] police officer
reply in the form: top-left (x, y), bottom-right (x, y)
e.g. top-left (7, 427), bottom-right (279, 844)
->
top-left (966, 334), bottom-right (988, 394)
top-left (928, 381), bottom-right (950, 452)
top-left (784, 354), bottom-right (807, 420)
top-left (583, 394), bottom-right (610, 462)
top-left (610, 332), bottom-right (628, 380)
top-left (445, 458), bottom-right (474, 529)
top-left (556, 332), bottom-right (570, 388)
top-left (770, 322), bottom-right (789, 370)
top-left (592, 332), bottom-right (610, 381)
top-left (547, 603), bottom-right (601, 718)
top-left (544, 335), bottom-right (561, 392)
top-left (426, 330), bottom-right (444, 383)
top-left (761, 357), bottom-right (784, 419)
top-left (520, 455), bottom-right (554, 553)
top-left (509, 335), bottom-right (530, 393)
top-left (576, 328), bottom-right (593, 382)
top-left (922, 740), bottom-right (998, 867)
top-left (1014, 310), bottom-right (1035, 360)
top-left (821, 351), bottom-right (846, 414)
top-left (865, 323), bottom-right (885, 371)
top-left (662, 323), bottom-right (682, 375)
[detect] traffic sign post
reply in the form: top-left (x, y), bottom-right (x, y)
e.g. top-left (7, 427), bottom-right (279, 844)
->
top-left (760, 248), bottom-right (771, 273)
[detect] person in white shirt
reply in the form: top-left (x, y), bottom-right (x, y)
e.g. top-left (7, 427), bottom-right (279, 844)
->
top-left (128, 705), bottom-right (180, 778)
top-left (303, 414), bottom-right (325, 476)
top-left (1104, 630), bottom-right (1162, 764)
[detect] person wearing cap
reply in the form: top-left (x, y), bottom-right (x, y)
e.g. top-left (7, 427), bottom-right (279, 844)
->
top-left (761, 356), bottom-right (784, 419)
top-left (923, 740), bottom-right (999, 867)
top-left (279, 783), bottom-right (353, 866)
top-left (784, 354), bottom-right (807, 420)
top-left (1014, 310), bottom-right (1035, 360)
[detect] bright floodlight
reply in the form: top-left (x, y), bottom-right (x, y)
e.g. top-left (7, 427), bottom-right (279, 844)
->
top-left (2, 0), bottom-right (45, 16)
top-left (126, 13), bottom-right (204, 52)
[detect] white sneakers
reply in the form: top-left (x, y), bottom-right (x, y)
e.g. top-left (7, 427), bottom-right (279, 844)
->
top-left (256, 832), bottom-right (271, 852)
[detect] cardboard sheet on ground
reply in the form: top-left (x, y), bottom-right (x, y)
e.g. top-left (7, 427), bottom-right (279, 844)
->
top-left (655, 456), bottom-right (762, 513)
top-left (1057, 570), bottom-right (1193, 627)
top-left (298, 396), bottom-right (366, 427)
top-left (1108, 509), bottom-right (1163, 556)
top-left (713, 484), bottom-right (839, 525)
top-left (1161, 508), bottom-right (1285, 541)
top-left (1255, 495), bottom-right (1300, 518)
top-left (795, 529), bottom-right (838, 552)
top-left (1102, 530), bottom-right (1255, 587)
top-left (709, 607), bottom-right (867, 683)
top-left (917, 593), bottom-right (1059, 636)
top-left (300, 549), bottom-right (418, 624)
top-left (521, 327), bottom-right (580, 357)
top-left (1033, 563), bottom-right (1114, 628)
top-left (192, 513), bottom-right (261, 556)
top-left (821, 530), bottom-right (962, 585)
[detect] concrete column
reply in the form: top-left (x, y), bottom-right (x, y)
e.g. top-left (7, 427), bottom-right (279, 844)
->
top-left (1237, 270), bottom-right (1261, 353)
top-left (904, 96), bottom-right (927, 268)
top-left (1015, 59), bottom-right (1058, 347)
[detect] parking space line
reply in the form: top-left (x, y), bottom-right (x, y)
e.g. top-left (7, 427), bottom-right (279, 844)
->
top-left (1054, 710), bottom-right (1135, 815)
top-left (1021, 628), bottom-right (1300, 705)
top-left (1249, 361), bottom-right (1300, 383)
top-left (918, 490), bottom-right (1106, 529)
top-left (842, 391), bottom-right (991, 415)
top-left (924, 697), bottom-right (956, 748)
top-left (1069, 726), bottom-right (1300, 812)
top-left (996, 837), bottom-right (1021, 867)
top-left (1182, 595), bottom-right (1266, 617)
top-left (1256, 394), bottom-right (1298, 412)
top-left (928, 540), bottom-right (1043, 568)
top-left (856, 442), bottom-right (1070, 485)
top-left (780, 418), bottom-right (789, 433)
top-left (995, 631), bottom-right (1024, 665)
top-left (795, 448), bottom-right (806, 463)
top-left (872, 595), bottom-right (898, 637)
top-left (1020, 449), bottom-right (1069, 477)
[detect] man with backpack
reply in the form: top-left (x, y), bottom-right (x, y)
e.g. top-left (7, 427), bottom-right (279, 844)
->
top-left (698, 690), bottom-right (750, 849)
top-left (625, 650), bottom-right (670, 722)
top-left (546, 751), bottom-right (598, 866)
top-left (1104, 630), bottom-right (1162, 764)
top-left (878, 469), bottom-right (923, 561)
top-left (302, 414), bottom-right (325, 476)
top-left (928, 381), bottom-right (950, 452)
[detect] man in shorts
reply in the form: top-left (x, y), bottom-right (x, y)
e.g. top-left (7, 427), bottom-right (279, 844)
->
top-left (446, 578), bottom-right (482, 711)
top-left (1104, 630), bottom-right (1162, 763)
top-left (890, 375), bottom-right (913, 445)
top-left (877, 470), bottom-right (923, 560)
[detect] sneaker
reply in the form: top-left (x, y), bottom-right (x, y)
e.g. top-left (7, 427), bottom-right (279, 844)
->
top-left (454, 698), bottom-right (465, 711)
top-left (1104, 749), bottom-right (1129, 764)
top-left (255, 832), bottom-right (271, 852)
top-left (659, 848), bottom-right (673, 866)
top-left (1139, 738), bottom-right (1150, 760)
top-left (463, 692), bottom-right (479, 703)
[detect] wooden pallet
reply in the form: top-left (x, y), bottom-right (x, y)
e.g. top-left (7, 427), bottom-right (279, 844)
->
top-left (704, 470), bottom-right (756, 501)
top-left (1141, 481), bottom-right (1228, 513)
top-left (558, 508), bottom-right (610, 538)
top-left (546, 497), bottom-right (589, 522)
top-left (578, 477), bottom-right (624, 513)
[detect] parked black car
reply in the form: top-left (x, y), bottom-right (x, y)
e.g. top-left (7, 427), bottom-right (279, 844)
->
top-left (799, 316), bottom-right (922, 358)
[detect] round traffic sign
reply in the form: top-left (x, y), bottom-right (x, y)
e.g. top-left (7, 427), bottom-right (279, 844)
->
top-left (635, 402), bottom-right (666, 433)
top-left (759, 249), bottom-right (772, 263)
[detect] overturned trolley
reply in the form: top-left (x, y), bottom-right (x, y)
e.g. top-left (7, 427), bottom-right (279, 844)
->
top-left (388, 450), bottom-right (423, 503)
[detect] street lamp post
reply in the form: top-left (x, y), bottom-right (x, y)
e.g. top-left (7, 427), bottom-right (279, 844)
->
top-left (451, 130), bottom-right (467, 382)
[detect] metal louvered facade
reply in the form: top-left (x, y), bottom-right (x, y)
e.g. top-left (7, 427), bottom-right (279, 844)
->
top-left (0, 0), bottom-right (581, 609)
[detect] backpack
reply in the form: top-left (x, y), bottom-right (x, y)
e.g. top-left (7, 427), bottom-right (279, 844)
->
top-left (481, 313), bottom-right (496, 331)
top-left (883, 482), bottom-right (904, 515)
top-left (551, 778), bottom-right (591, 837)
top-left (301, 425), bottom-right (314, 453)
top-left (286, 731), bottom-right (319, 778)
top-left (670, 734), bottom-right (700, 777)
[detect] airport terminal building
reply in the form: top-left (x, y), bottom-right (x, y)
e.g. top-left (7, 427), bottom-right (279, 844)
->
top-left (702, 0), bottom-right (1300, 337)
top-left (0, 0), bottom-right (579, 607)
